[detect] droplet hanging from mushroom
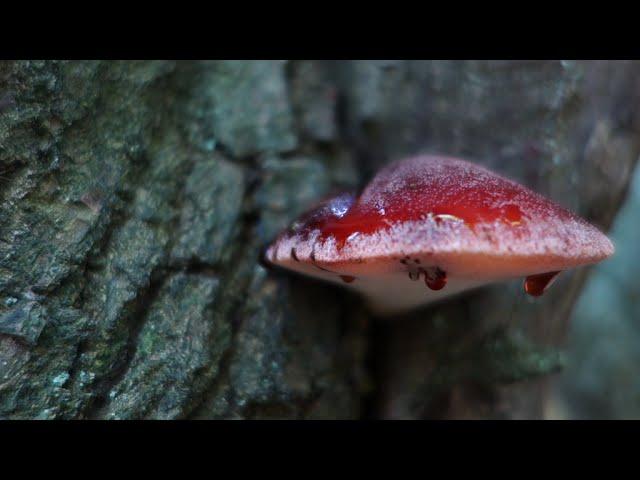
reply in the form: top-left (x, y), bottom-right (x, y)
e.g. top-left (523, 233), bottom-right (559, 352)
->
top-left (524, 271), bottom-right (561, 297)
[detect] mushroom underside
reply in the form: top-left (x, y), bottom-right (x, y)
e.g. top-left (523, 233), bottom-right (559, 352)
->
top-left (272, 250), bottom-right (596, 315)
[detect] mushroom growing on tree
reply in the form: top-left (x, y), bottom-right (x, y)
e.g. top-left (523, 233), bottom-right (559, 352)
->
top-left (265, 155), bottom-right (614, 315)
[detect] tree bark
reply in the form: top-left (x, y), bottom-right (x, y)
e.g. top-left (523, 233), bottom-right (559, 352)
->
top-left (0, 60), bottom-right (637, 419)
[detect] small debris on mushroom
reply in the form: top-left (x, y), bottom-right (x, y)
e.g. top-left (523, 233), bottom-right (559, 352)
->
top-left (265, 155), bottom-right (614, 315)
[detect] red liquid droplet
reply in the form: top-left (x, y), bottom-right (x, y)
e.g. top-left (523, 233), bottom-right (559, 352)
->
top-left (503, 203), bottom-right (523, 225)
top-left (524, 271), bottom-right (561, 297)
top-left (424, 267), bottom-right (447, 291)
top-left (340, 275), bottom-right (356, 283)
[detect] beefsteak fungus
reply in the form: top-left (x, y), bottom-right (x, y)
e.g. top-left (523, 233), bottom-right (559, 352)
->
top-left (265, 155), bottom-right (614, 315)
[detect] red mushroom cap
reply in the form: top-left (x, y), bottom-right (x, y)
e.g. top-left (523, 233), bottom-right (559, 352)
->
top-left (266, 155), bottom-right (614, 314)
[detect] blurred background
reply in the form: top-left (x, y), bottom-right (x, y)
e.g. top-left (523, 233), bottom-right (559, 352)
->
top-left (550, 162), bottom-right (640, 419)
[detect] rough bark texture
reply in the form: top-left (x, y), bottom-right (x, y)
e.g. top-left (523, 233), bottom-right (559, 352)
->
top-left (0, 60), bottom-right (637, 419)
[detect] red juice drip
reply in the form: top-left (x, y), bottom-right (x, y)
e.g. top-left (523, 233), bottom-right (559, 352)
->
top-left (339, 275), bottom-right (356, 284)
top-left (524, 271), bottom-right (561, 297)
top-left (424, 267), bottom-right (447, 291)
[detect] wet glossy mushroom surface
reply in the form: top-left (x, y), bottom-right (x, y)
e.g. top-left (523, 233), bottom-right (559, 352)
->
top-left (265, 155), bottom-right (614, 314)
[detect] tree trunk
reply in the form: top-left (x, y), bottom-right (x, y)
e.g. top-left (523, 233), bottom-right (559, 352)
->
top-left (0, 60), bottom-right (637, 419)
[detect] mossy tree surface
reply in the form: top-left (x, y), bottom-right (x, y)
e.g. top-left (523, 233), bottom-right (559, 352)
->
top-left (0, 61), bottom-right (637, 419)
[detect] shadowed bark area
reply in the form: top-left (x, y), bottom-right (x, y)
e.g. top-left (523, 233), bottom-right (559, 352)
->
top-left (0, 60), bottom-right (637, 419)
